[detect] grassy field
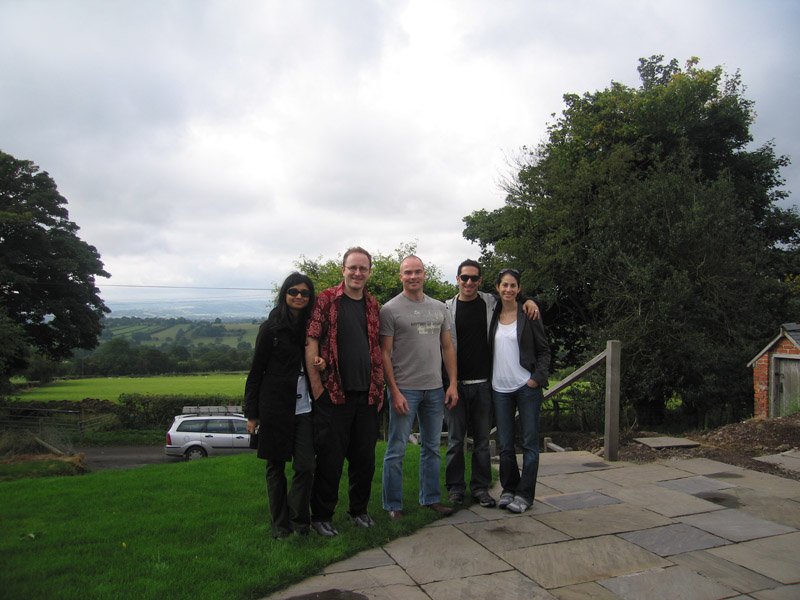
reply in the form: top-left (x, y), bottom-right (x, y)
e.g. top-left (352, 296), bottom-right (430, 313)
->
top-left (15, 374), bottom-right (247, 402)
top-left (0, 443), bottom-right (445, 600)
top-left (103, 319), bottom-right (262, 349)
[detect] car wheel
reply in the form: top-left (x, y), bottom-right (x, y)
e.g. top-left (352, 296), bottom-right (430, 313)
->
top-left (185, 446), bottom-right (207, 460)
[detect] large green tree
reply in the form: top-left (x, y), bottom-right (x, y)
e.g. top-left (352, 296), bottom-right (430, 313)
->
top-left (0, 150), bottom-right (110, 389)
top-left (293, 242), bottom-right (457, 305)
top-left (464, 56), bottom-right (800, 427)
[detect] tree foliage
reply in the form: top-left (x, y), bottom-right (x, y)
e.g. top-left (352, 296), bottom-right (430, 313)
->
top-left (293, 242), bottom-right (458, 305)
top-left (0, 150), bottom-right (109, 388)
top-left (464, 56), bottom-right (800, 426)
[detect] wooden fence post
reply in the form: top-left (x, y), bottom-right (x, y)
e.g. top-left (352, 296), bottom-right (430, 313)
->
top-left (604, 340), bottom-right (621, 461)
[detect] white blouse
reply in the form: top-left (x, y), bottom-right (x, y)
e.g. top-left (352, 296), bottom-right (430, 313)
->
top-left (492, 320), bottom-right (532, 393)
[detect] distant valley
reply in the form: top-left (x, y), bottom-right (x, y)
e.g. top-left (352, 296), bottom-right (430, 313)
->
top-left (105, 299), bottom-right (271, 320)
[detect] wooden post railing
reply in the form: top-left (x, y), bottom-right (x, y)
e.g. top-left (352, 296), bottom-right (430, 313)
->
top-left (544, 339), bottom-right (621, 461)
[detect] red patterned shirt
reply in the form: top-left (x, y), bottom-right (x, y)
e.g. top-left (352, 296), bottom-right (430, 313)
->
top-left (306, 281), bottom-right (384, 405)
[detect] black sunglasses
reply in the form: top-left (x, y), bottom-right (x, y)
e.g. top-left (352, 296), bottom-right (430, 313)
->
top-left (287, 288), bottom-right (311, 298)
top-left (459, 274), bottom-right (481, 283)
top-left (498, 268), bottom-right (520, 277)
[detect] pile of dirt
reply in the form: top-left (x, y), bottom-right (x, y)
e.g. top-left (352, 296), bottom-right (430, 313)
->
top-left (550, 413), bottom-right (800, 481)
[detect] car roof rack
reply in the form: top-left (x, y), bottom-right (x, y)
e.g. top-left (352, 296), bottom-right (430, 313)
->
top-left (181, 405), bottom-right (243, 416)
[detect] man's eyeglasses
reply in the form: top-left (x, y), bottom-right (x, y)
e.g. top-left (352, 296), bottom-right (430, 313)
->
top-left (287, 288), bottom-right (311, 298)
top-left (459, 274), bottom-right (481, 283)
top-left (345, 265), bottom-right (370, 273)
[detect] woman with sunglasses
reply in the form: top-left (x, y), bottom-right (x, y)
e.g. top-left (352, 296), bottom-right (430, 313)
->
top-left (245, 272), bottom-right (318, 538)
top-left (489, 268), bottom-right (550, 513)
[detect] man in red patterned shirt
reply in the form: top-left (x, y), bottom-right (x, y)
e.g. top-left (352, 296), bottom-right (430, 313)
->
top-left (305, 247), bottom-right (384, 537)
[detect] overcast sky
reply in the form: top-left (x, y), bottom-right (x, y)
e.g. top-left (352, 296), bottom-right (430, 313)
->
top-left (2, 0), bottom-right (798, 311)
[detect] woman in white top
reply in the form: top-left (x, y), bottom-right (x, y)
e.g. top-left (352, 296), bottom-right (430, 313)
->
top-left (488, 268), bottom-right (550, 513)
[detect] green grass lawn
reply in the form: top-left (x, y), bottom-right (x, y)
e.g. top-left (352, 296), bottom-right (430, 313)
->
top-left (15, 374), bottom-right (247, 402)
top-left (0, 443), bottom-right (448, 599)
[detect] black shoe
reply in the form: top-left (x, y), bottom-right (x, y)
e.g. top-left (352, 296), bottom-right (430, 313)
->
top-left (311, 521), bottom-right (339, 537)
top-left (351, 513), bottom-right (376, 528)
top-left (448, 491), bottom-right (464, 505)
top-left (472, 490), bottom-right (497, 508)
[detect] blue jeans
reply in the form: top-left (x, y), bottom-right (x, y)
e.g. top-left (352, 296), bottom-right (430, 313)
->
top-left (382, 388), bottom-right (445, 510)
top-left (493, 383), bottom-right (543, 504)
top-left (445, 381), bottom-right (492, 495)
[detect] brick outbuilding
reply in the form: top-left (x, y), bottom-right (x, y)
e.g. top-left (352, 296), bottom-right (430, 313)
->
top-left (748, 323), bottom-right (800, 419)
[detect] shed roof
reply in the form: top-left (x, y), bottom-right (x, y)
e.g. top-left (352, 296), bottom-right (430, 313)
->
top-left (747, 323), bottom-right (800, 367)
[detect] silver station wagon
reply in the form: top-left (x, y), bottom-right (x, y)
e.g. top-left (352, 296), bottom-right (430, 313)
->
top-left (164, 412), bottom-right (251, 460)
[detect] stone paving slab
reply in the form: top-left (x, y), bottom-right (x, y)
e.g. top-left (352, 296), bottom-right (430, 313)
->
top-left (679, 508), bottom-right (797, 542)
top-left (708, 532), bottom-right (800, 584)
top-left (634, 436), bottom-right (700, 449)
top-left (535, 482), bottom-right (564, 497)
top-left (618, 522), bottom-right (729, 556)
top-left (422, 570), bottom-right (556, 600)
top-left (499, 535), bottom-right (671, 589)
top-left (666, 457), bottom-right (751, 476)
top-left (265, 565), bottom-right (416, 599)
top-left (428, 506), bottom-right (489, 526)
top-left (550, 582), bottom-right (620, 600)
top-left (537, 451), bottom-right (617, 477)
top-left (671, 550), bottom-right (781, 594)
top-left (665, 459), bottom-right (800, 499)
top-left (539, 490), bottom-right (621, 511)
top-left (656, 474), bottom-right (737, 495)
top-left (323, 548), bottom-right (396, 574)
top-left (457, 514), bottom-right (570, 553)
top-left (537, 472), bottom-right (623, 495)
top-left (751, 584), bottom-right (800, 599)
top-left (755, 450), bottom-right (800, 474)
top-left (704, 487), bottom-right (800, 528)
top-left (598, 565), bottom-right (737, 600)
top-left (364, 584), bottom-right (433, 599)
top-left (591, 463), bottom-right (690, 486)
top-left (383, 523), bottom-right (510, 585)
top-left (604, 483), bottom-right (725, 517)
top-left (536, 503), bottom-right (673, 539)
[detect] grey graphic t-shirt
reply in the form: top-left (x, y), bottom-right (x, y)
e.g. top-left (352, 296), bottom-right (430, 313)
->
top-left (380, 293), bottom-right (451, 390)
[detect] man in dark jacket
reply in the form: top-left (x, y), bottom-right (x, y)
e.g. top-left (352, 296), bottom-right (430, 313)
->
top-left (305, 247), bottom-right (384, 537)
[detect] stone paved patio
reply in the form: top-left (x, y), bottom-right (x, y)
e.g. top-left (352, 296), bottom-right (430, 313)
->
top-left (263, 452), bottom-right (800, 600)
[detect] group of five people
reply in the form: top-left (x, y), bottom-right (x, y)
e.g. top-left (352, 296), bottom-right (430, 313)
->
top-left (244, 247), bottom-right (550, 538)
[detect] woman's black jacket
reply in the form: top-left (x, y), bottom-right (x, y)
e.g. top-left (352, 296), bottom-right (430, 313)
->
top-left (488, 301), bottom-right (551, 388)
top-left (244, 309), bottom-right (308, 461)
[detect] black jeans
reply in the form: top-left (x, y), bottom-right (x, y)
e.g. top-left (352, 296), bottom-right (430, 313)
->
top-left (266, 412), bottom-right (314, 537)
top-left (311, 390), bottom-right (379, 521)
top-left (445, 381), bottom-right (493, 495)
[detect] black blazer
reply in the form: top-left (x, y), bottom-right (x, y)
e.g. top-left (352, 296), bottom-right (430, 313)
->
top-left (488, 301), bottom-right (551, 387)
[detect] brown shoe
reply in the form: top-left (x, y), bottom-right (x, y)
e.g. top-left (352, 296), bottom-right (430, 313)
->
top-left (425, 502), bottom-right (454, 516)
top-left (388, 510), bottom-right (405, 521)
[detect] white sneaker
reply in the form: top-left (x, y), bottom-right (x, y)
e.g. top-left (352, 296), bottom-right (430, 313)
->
top-left (507, 496), bottom-right (531, 513)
